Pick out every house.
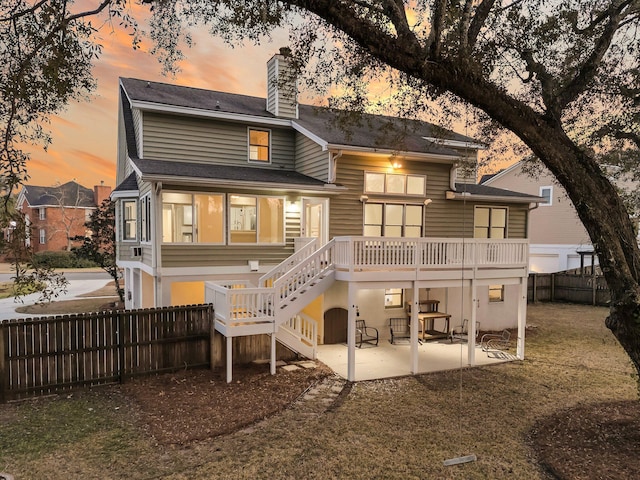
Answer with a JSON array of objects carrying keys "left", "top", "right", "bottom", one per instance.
[
  {"left": 481, "top": 161, "right": 638, "bottom": 273},
  {"left": 113, "top": 49, "right": 542, "bottom": 382},
  {"left": 16, "top": 180, "right": 112, "bottom": 253}
]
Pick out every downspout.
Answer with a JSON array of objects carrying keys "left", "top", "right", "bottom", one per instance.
[
  {"left": 329, "top": 150, "right": 343, "bottom": 184},
  {"left": 449, "top": 163, "right": 457, "bottom": 191},
  {"left": 154, "top": 181, "right": 162, "bottom": 306},
  {"left": 526, "top": 202, "right": 539, "bottom": 239}
]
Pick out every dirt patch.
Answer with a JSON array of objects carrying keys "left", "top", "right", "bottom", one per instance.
[
  {"left": 531, "top": 400, "right": 640, "bottom": 480},
  {"left": 118, "top": 362, "right": 332, "bottom": 445}
]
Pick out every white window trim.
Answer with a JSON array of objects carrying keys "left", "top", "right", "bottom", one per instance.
[
  {"left": 489, "top": 284, "right": 505, "bottom": 303},
  {"left": 39, "top": 207, "right": 46, "bottom": 220},
  {"left": 539, "top": 186, "right": 553, "bottom": 206},
  {"left": 121, "top": 199, "right": 137, "bottom": 242},
  {"left": 247, "top": 127, "right": 272, "bottom": 164},
  {"left": 228, "top": 193, "right": 286, "bottom": 246},
  {"left": 39, "top": 228, "right": 46, "bottom": 244},
  {"left": 141, "top": 193, "right": 152, "bottom": 243},
  {"left": 473, "top": 205, "right": 509, "bottom": 239},
  {"left": 363, "top": 201, "right": 424, "bottom": 237},
  {"left": 364, "top": 171, "right": 427, "bottom": 197},
  {"left": 161, "top": 191, "right": 226, "bottom": 245}
]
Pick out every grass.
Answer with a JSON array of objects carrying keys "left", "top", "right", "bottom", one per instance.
[
  {"left": 0, "top": 303, "right": 637, "bottom": 479},
  {"left": 0, "top": 280, "right": 43, "bottom": 300},
  {"left": 12, "top": 281, "right": 119, "bottom": 315}
]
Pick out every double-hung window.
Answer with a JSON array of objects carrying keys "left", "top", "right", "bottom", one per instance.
[
  {"left": 364, "top": 203, "right": 423, "bottom": 237},
  {"left": 39, "top": 208, "right": 46, "bottom": 220},
  {"left": 474, "top": 206, "right": 507, "bottom": 239},
  {"left": 248, "top": 128, "right": 270, "bottom": 163},
  {"left": 122, "top": 200, "right": 137, "bottom": 241},
  {"left": 39, "top": 229, "right": 46, "bottom": 244}
]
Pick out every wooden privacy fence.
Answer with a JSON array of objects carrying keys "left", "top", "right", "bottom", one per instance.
[
  {"left": 0, "top": 304, "right": 213, "bottom": 402},
  {"left": 528, "top": 273, "right": 610, "bottom": 306}
]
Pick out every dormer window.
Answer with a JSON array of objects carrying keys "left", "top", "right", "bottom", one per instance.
[{"left": 248, "top": 128, "right": 270, "bottom": 163}]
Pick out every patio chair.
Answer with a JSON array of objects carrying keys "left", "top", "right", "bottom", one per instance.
[
  {"left": 356, "top": 319, "right": 379, "bottom": 348},
  {"left": 480, "top": 329, "right": 511, "bottom": 352},
  {"left": 449, "top": 319, "right": 480, "bottom": 343}
]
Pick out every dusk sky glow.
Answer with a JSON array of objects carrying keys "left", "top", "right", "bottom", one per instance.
[{"left": 23, "top": 4, "right": 290, "bottom": 191}]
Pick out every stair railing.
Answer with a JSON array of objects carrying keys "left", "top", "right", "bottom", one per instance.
[{"left": 259, "top": 237, "right": 317, "bottom": 287}]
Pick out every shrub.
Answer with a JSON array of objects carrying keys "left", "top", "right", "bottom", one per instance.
[{"left": 32, "top": 251, "right": 98, "bottom": 269}]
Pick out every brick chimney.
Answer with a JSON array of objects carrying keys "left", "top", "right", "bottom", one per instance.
[
  {"left": 266, "top": 47, "right": 298, "bottom": 119},
  {"left": 94, "top": 181, "right": 112, "bottom": 206}
]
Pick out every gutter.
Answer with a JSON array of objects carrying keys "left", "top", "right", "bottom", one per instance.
[{"left": 445, "top": 191, "right": 544, "bottom": 204}]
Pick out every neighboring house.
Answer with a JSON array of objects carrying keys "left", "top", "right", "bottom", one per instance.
[
  {"left": 16, "top": 181, "right": 112, "bottom": 253},
  {"left": 113, "top": 49, "right": 542, "bottom": 381},
  {"left": 481, "top": 161, "right": 639, "bottom": 273}
]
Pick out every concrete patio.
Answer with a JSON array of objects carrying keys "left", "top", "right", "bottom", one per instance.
[{"left": 316, "top": 336, "right": 518, "bottom": 381}]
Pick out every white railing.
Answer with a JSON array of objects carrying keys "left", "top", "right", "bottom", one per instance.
[
  {"left": 205, "top": 282, "right": 275, "bottom": 325},
  {"left": 277, "top": 313, "right": 318, "bottom": 359},
  {"left": 333, "top": 237, "right": 528, "bottom": 271},
  {"left": 272, "top": 239, "right": 335, "bottom": 311},
  {"left": 259, "top": 237, "right": 317, "bottom": 287}
]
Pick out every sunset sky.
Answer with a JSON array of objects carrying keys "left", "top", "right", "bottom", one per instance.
[
  {"left": 22, "top": 3, "right": 511, "bottom": 192},
  {"left": 23, "top": 4, "right": 291, "bottom": 191}
]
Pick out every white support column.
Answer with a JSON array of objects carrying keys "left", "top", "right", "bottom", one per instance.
[
  {"left": 347, "top": 284, "right": 356, "bottom": 382},
  {"left": 270, "top": 332, "right": 277, "bottom": 375},
  {"left": 468, "top": 279, "right": 477, "bottom": 366},
  {"left": 517, "top": 277, "right": 527, "bottom": 359},
  {"left": 226, "top": 336, "right": 233, "bottom": 383},
  {"left": 411, "top": 283, "right": 419, "bottom": 374}
]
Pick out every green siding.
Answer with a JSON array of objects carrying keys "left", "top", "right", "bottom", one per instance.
[
  {"left": 142, "top": 113, "right": 295, "bottom": 169},
  {"left": 295, "top": 133, "right": 329, "bottom": 182},
  {"left": 331, "top": 155, "right": 529, "bottom": 239}
]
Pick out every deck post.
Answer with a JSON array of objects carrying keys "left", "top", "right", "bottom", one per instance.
[
  {"left": 411, "top": 282, "right": 419, "bottom": 374},
  {"left": 517, "top": 277, "right": 527, "bottom": 359},
  {"left": 347, "top": 283, "right": 356, "bottom": 381},
  {"left": 226, "top": 336, "right": 233, "bottom": 383},
  {"left": 270, "top": 332, "right": 276, "bottom": 375},
  {"left": 468, "top": 279, "right": 477, "bottom": 366}
]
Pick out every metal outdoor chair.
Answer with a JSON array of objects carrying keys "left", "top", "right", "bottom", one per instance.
[
  {"left": 356, "top": 319, "right": 379, "bottom": 348},
  {"left": 449, "top": 319, "right": 480, "bottom": 343},
  {"left": 480, "top": 329, "right": 511, "bottom": 352}
]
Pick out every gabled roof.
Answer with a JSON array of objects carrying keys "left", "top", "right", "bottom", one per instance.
[
  {"left": 451, "top": 183, "right": 544, "bottom": 204},
  {"left": 119, "top": 77, "right": 481, "bottom": 157},
  {"left": 131, "top": 158, "right": 334, "bottom": 192},
  {"left": 20, "top": 181, "right": 95, "bottom": 208}
]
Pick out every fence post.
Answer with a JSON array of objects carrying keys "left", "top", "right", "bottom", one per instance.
[
  {"left": 118, "top": 310, "right": 125, "bottom": 384},
  {"left": 592, "top": 271, "right": 597, "bottom": 306},
  {"left": 532, "top": 273, "right": 537, "bottom": 303},
  {"left": 550, "top": 274, "right": 555, "bottom": 302},
  {"left": 0, "top": 324, "right": 6, "bottom": 403}
]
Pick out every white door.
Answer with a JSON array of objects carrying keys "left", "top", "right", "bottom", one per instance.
[{"left": 302, "top": 198, "right": 328, "bottom": 245}]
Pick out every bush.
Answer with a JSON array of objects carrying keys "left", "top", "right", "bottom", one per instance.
[{"left": 32, "top": 251, "right": 98, "bottom": 269}]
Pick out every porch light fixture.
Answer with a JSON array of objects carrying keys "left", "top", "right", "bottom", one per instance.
[
  {"left": 286, "top": 201, "right": 300, "bottom": 213},
  {"left": 390, "top": 159, "right": 402, "bottom": 169},
  {"left": 359, "top": 195, "right": 369, "bottom": 203}
]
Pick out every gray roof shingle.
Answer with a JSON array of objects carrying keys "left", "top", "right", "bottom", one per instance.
[
  {"left": 22, "top": 181, "right": 96, "bottom": 207},
  {"left": 132, "top": 158, "right": 328, "bottom": 188},
  {"left": 120, "top": 77, "right": 479, "bottom": 156},
  {"left": 455, "top": 183, "right": 543, "bottom": 201}
]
